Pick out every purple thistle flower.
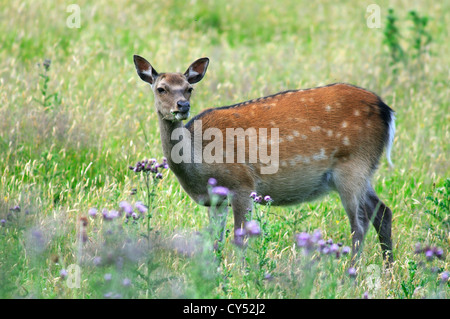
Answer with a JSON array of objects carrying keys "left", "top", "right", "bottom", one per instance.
[
  {"left": 295, "top": 232, "right": 312, "bottom": 248},
  {"left": 433, "top": 247, "right": 444, "bottom": 259},
  {"left": 103, "top": 209, "right": 120, "bottom": 221},
  {"left": 330, "top": 243, "right": 339, "bottom": 254},
  {"left": 348, "top": 267, "right": 357, "bottom": 278},
  {"left": 211, "top": 186, "right": 229, "bottom": 196},
  {"left": 249, "top": 192, "right": 257, "bottom": 199},
  {"left": 254, "top": 195, "right": 263, "bottom": 203},
  {"left": 362, "top": 291, "right": 369, "bottom": 299},
  {"left": 135, "top": 201, "right": 148, "bottom": 214},
  {"left": 9, "top": 205, "right": 21, "bottom": 212},
  {"left": 208, "top": 177, "right": 217, "bottom": 186},
  {"left": 155, "top": 172, "right": 163, "bottom": 179},
  {"left": 60, "top": 269, "right": 68, "bottom": 279},
  {"left": 122, "top": 278, "right": 131, "bottom": 287},
  {"left": 425, "top": 249, "right": 434, "bottom": 261},
  {"left": 119, "top": 201, "right": 133, "bottom": 217},
  {"left": 88, "top": 207, "right": 98, "bottom": 217},
  {"left": 245, "top": 220, "right": 261, "bottom": 236},
  {"left": 264, "top": 195, "right": 272, "bottom": 202},
  {"left": 0, "top": 219, "right": 5, "bottom": 227},
  {"left": 440, "top": 271, "right": 449, "bottom": 283},
  {"left": 312, "top": 229, "right": 322, "bottom": 242},
  {"left": 342, "top": 246, "right": 351, "bottom": 255}
]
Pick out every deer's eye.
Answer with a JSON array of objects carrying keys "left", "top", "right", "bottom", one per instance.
[
  {"left": 157, "top": 87, "right": 166, "bottom": 94},
  {"left": 187, "top": 87, "right": 194, "bottom": 94}
]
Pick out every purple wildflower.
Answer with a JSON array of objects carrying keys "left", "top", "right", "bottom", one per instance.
[
  {"left": 135, "top": 201, "right": 148, "bottom": 214},
  {"left": 249, "top": 192, "right": 257, "bottom": 199},
  {"left": 119, "top": 201, "right": 133, "bottom": 217},
  {"left": 88, "top": 208, "right": 98, "bottom": 217},
  {"left": 0, "top": 219, "right": 5, "bottom": 227},
  {"left": 254, "top": 195, "right": 262, "bottom": 203},
  {"left": 342, "top": 246, "right": 351, "bottom": 255},
  {"left": 362, "top": 291, "right": 369, "bottom": 299},
  {"left": 122, "top": 278, "right": 131, "bottom": 287},
  {"left": 208, "top": 178, "right": 217, "bottom": 186},
  {"left": 104, "top": 273, "right": 112, "bottom": 281},
  {"left": 440, "top": 271, "right": 449, "bottom": 283},
  {"left": 9, "top": 205, "right": 21, "bottom": 212},
  {"left": 60, "top": 269, "right": 68, "bottom": 279},
  {"left": 296, "top": 232, "right": 313, "bottom": 250},
  {"left": 312, "top": 229, "right": 322, "bottom": 242},
  {"left": 211, "top": 186, "right": 229, "bottom": 196},
  {"left": 264, "top": 195, "right": 272, "bottom": 203},
  {"left": 103, "top": 209, "right": 120, "bottom": 221},
  {"left": 245, "top": 220, "right": 261, "bottom": 236},
  {"left": 348, "top": 267, "right": 357, "bottom": 278}
]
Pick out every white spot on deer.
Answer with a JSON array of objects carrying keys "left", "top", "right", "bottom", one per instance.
[
  {"left": 336, "top": 132, "right": 342, "bottom": 138},
  {"left": 286, "top": 135, "right": 294, "bottom": 142},
  {"left": 325, "top": 105, "right": 332, "bottom": 112},
  {"left": 354, "top": 110, "right": 360, "bottom": 116},
  {"left": 309, "top": 98, "right": 315, "bottom": 103},
  {"left": 327, "top": 129, "right": 333, "bottom": 137},
  {"left": 343, "top": 136, "right": 350, "bottom": 146},
  {"left": 310, "top": 126, "right": 321, "bottom": 132},
  {"left": 312, "top": 148, "right": 327, "bottom": 161},
  {"left": 341, "top": 121, "right": 348, "bottom": 128},
  {"left": 292, "top": 130, "right": 299, "bottom": 137},
  {"left": 301, "top": 134, "right": 307, "bottom": 140}
]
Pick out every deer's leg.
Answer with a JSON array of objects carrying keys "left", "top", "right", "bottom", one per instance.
[
  {"left": 362, "top": 184, "right": 393, "bottom": 264},
  {"left": 333, "top": 165, "right": 371, "bottom": 263},
  {"left": 231, "top": 193, "right": 253, "bottom": 233}
]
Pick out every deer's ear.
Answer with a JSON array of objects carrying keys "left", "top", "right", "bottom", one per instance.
[
  {"left": 184, "top": 58, "right": 209, "bottom": 84},
  {"left": 134, "top": 55, "right": 158, "bottom": 85}
]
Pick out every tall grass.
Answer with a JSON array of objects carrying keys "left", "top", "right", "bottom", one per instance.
[{"left": 0, "top": 0, "right": 448, "bottom": 299}]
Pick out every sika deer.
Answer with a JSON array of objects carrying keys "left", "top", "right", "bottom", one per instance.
[{"left": 133, "top": 55, "right": 395, "bottom": 263}]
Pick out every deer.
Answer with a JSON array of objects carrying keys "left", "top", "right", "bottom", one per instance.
[{"left": 133, "top": 55, "right": 395, "bottom": 264}]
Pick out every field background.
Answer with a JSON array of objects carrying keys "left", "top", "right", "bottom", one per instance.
[{"left": 0, "top": 0, "right": 448, "bottom": 299}]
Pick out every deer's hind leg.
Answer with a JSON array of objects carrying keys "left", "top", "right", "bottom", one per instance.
[
  {"left": 362, "top": 183, "right": 393, "bottom": 264},
  {"left": 333, "top": 161, "right": 373, "bottom": 263}
]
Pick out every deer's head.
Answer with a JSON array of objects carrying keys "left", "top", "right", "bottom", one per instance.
[{"left": 133, "top": 55, "right": 209, "bottom": 121}]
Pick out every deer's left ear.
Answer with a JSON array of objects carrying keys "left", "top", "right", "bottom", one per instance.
[{"left": 184, "top": 58, "right": 209, "bottom": 84}]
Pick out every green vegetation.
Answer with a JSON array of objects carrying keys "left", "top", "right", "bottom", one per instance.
[{"left": 0, "top": 0, "right": 448, "bottom": 299}]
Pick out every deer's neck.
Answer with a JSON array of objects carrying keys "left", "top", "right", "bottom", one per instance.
[{"left": 157, "top": 112, "right": 201, "bottom": 185}]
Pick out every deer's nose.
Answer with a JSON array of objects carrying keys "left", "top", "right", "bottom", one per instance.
[{"left": 177, "top": 100, "right": 190, "bottom": 113}]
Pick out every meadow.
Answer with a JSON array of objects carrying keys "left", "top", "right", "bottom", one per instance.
[{"left": 0, "top": 0, "right": 448, "bottom": 299}]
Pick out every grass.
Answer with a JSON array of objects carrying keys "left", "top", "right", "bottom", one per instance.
[{"left": 0, "top": 0, "right": 449, "bottom": 299}]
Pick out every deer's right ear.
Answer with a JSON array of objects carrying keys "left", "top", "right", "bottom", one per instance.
[{"left": 133, "top": 55, "right": 158, "bottom": 85}]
